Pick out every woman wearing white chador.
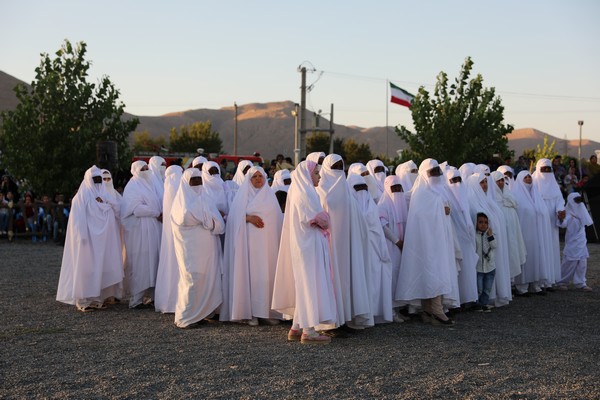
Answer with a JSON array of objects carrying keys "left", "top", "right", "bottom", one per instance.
[
  {"left": 348, "top": 163, "right": 380, "bottom": 202},
  {"left": 316, "top": 154, "right": 373, "bottom": 328},
  {"left": 445, "top": 168, "right": 479, "bottom": 305},
  {"left": 377, "top": 176, "right": 408, "bottom": 306},
  {"left": 154, "top": 165, "right": 183, "bottom": 313},
  {"left": 171, "top": 168, "right": 225, "bottom": 328},
  {"left": 511, "top": 171, "right": 554, "bottom": 293},
  {"left": 220, "top": 166, "right": 283, "bottom": 323},
  {"left": 394, "top": 159, "right": 459, "bottom": 324},
  {"left": 348, "top": 174, "right": 393, "bottom": 324},
  {"left": 466, "top": 173, "right": 512, "bottom": 307},
  {"left": 202, "top": 161, "right": 229, "bottom": 217},
  {"left": 121, "top": 160, "right": 163, "bottom": 308},
  {"left": 489, "top": 170, "right": 527, "bottom": 278},
  {"left": 57, "top": 166, "right": 123, "bottom": 311},
  {"left": 148, "top": 155, "right": 166, "bottom": 208},
  {"left": 532, "top": 158, "right": 566, "bottom": 284},
  {"left": 271, "top": 161, "right": 337, "bottom": 343},
  {"left": 271, "top": 169, "right": 291, "bottom": 193},
  {"left": 366, "top": 159, "right": 386, "bottom": 203}
]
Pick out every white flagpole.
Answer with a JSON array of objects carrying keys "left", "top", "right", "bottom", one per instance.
[{"left": 386, "top": 80, "right": 389, "bottom": 159}]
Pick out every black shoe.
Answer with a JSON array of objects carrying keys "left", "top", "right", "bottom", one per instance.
[
  {"left": 514, "top": 292, "right": 531, "bottom": 297},
  {"left": 534, "top": 290, "right": 547, "bottom": 296}
]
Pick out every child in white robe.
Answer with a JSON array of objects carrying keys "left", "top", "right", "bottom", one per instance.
[{"left": 557, "top": 193, "right": 594, "bottom": 292}]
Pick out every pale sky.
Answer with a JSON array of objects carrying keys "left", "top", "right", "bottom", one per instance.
[{"left": 2, "top": 0, "right": 599, "bottom": 144}]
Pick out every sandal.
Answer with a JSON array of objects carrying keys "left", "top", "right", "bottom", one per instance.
[
  {"left": 77, "top": 306, "right": 94, "bottom": 313},
  {"left": 90, "top": 302, "right": 107, "bottom": 310},
  {"left": 300, "top": 332, "right": 331, "bottom": 344},
  {"left": 287, "top": 329, "right": 302, "bottom": 342}
]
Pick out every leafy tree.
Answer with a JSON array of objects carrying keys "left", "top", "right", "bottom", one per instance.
[
  {"left": 533, "top": 136, "right": 558, "bottom": 162},
  {"left": 396, "top": 57, "right": 513, "bottom": 166},
  {"left": 343, "top": 139, "right": 373, "bottom": 164},
  {"left": 0, "top": 40, "right": 138, "bottom": 196},
  {"left": 169, "top": 122, "right": 222, "bottom": 153},
  {"left": 306, "top": 132, "right": 330, "bottom": 154},
  {"left": 133, "top": 130, "right": 167, "bottom": 153}
]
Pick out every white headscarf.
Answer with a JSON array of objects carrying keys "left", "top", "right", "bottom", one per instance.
[
  {"left": 348, "top": 162, "right": 380, "bottom": 201},
  {"left": 307, "top": 152, "right": 326, "bottom": 168},
  {"left": 459, "top": 163, "right": 476, "bottom": 180},
  {"left": 271, "top": 169, "right": 291, "bottom": 193},
  {"left": 101, "top": 169, "right": 121, "bottom": 202},
  {"left": 475, "top": 164, "right": 491, "bottom": 176},
  {"left": 532, "top": 158, "right": 564, "bottom": 201},
  {"left": 121, "top": 160, "right": 162, "bottom": 220},
  {"left": 148, "top": 156, "right": 166, "bottom": 203},
  {"left": 192, "top": 156, "right": 208, "bottom": 168},
  {"left": 233, "top": 160, "right": 253, "bottom": 186},
  {"left": 377, "top": 175, "right": 407, "bottom": 241},
  {"left": 394, "top": 160, "right": 418, "bottom": 193},
  {"left": 171, "top": 168, "right": 204, "bottom": 226},
  {"left": 565, "top": 192, "right": 593, "bottom": 227},
  {"left": 202, "top": 161, "right": 228, "bottom": 214},
  {"left": 366, "top": 159, "right": 386, "bottom": 196}
]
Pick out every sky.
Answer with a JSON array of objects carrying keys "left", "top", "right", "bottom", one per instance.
[{"left": 2, "top": 0, "right": 600, "bottom": 146}]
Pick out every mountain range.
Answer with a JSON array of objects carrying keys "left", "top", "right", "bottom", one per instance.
[{"left": 2, "top": 70, "right": 599, "bottom": 161}]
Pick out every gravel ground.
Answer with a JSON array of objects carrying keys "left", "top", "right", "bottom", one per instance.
[{"left": 1, "top": 240, "right": 599, "bottom": 399}]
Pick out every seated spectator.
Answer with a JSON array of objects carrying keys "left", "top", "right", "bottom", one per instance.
[{"left": 584, "top": 155, "right": 600, "bottom": 179}]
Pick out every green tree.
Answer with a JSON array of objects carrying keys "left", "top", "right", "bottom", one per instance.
[
  {"left": 0, "top": 40, "right": 138, "bottom": 195},
  {"left": 533, "top": 136, "right": 558, "bottom": 162},
  {"left": 169, "top": 122, "right": 222, "bottom": 153},
  {"left": 306, "top": 132, "right": 330, "bottom": 154},
  {"left": 343, "top": 139, "right": 373, "bottom": 164},
  {"left": 132, "top": 130, "right": 167, "bottom": 153},
  {"left": 396, "top": 57, "right": 513, "bottom": 166}
]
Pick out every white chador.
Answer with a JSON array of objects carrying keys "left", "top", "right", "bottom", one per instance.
[
  {"left": 225, "top": 159, "right": 253, "bottom": 205},
  {"left": 394, "top": 159, "right": 460, "bottom": 310},
  {"left": 317, "top": 154, "right": 373, "bottom": 328},
  {"left": 511, "top": 171, "right": 554, "bottom": 292},
  {"left": 366, "top": 159, "right": 386, "bottom": 203},
  {"left": 271, "top": 169, "right": 291, "bottom": 193},
  {"left": 558, "top": 193, "right": 594, "bottom": 288},
  {"left": 271, "top": 160, "right": 337, "bottom": 329},
  {"left": 532, "top": 158, "right": 566, "bottom": 284},
  {"left": 489, "top": 171, "right": 527, "bottom": 278},
  {"left": 465, "top": 173, "right": 512, "bottom": 307},
  {"left": 377, "top": 176, "right": 408, "bottom": 305},
  {"left": 57, "top": 166, "right": 123, "bottom": 309},
  {"left": 202, "top": 161, "right": 229, "bottom": 217},
  {"left": 445, "top": 168, "right": 479, "bottom": 305},
  {"left": 394, "top": 160, "right": 418, "bottom": 205},
  {"left": 148, "top": 156, "right": 166, "bottom": 208},
  {"left": 171, "top": 168, "right": 225, "bottom": 328},
  {"left": 348, "top": 174, "right": 394, "bottom": 324},
  {"left": 348, "top": 163, "right": 380, "bottom": 202},
  {"left": 154, "top": 165, "right": 183, "bottom": 313},
  {"left": 220, "top": 166, "right": 283, "bottom": 322},
  {"left": 121, "top": 161, "right": 162, "bottom": 308}
]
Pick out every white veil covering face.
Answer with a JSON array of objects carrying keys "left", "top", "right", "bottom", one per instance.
[
  {"left": 347, "top": 174, "right": 393, "bottom": 323},
  {"left": 348, "top": 162, "right": 380, "bottom": 202},
  {"left": 220, "top": 166, "right": 283, "bottom": 322},
  {"left": 395, "top": 158, "right": 460, "bottom": 309},
  {"left": 120, "top": 160, "right": 162, "bottom": 307},
  {"left": 271, "top": 169, "right": 291, "bottom": 193},
  {"left": 148, "top": 156, "right": 166, "bottom": 207},
  {"left": 202, "top": 161, "right": 229, "bottom": 216},
  {"left": 444, "top": 168, "right": 478, "bottom": 304},
  {"left": 366, "top": 159, "right": 386, "bottom": 201},
  {"left": 170, "top": 168, "right": 225, "bottom": 328},
  {"left": 317, "top": 154, "right": 373, "bottom": 328},
  {"left": 465, "top": 173, "right": 512, "bottom": 306},
  {"left": 57, "top": 166, "right": 124, "bottom": 306},
  {"left": 458, "top": 163, "right": 476, "bottom": 181},
  {"left": 271, "top": 160, "right": 337, "bottom": 329},
  {"left": 192, "top": 156, "right": 208, "bottom": 168},
  {"left": 395, "top": 160, "right": 418, "bottom": 206},
  {"left": 532, "top": 158, "right": 565, "bottom": 283},
  {"left": 511, "top": 171, "right": 554, "bottom": 288},
  {"left": 155, "top": 165, "right": 184, "bottom": 313},
  {"left": 101, "top": 169, "right": 121, "bottom": 205}
]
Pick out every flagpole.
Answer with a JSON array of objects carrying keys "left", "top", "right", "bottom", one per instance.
[{"left": 386, "top": 79, "right": 389, "bottom": 159}]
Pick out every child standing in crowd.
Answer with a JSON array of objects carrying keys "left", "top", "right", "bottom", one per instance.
[
  {"left": 475, "top": 212, "right": 496, "bottom": 312},
  {"left": 557, "top": 193, "right": 594, "bottom": 292}
]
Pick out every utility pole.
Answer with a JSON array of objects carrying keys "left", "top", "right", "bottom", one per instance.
[
  {"left": 328, "top": 103, "right": 335, "bottom": 155},
  {"left": 233, "top": 102, "right": 238, "bottom": 156},
  {"left": 578, "top": 120, "right": 584, "bottom": 178},
  {"left": 300, "top": 67, "right": 307, "bottom": 158},
  {"left": 293, "top": 103, "right": 300, "bottom": 166}
]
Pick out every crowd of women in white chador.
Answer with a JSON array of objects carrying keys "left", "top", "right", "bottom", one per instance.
[{"left": 57, "top": 153, "right": 590, "bottom": 341}]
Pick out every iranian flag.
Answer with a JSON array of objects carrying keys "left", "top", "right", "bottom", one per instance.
[{"left": 390, "top": 82, "right": 414, "bottom": 108}]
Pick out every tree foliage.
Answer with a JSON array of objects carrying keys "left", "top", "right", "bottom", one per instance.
[
  {"left": 396, "top": 57, "right": 513, "bottom": 166},
  {"left": 169, "top": 122, "right": 223, "bottom": 154},
  {"left": 306, "top": 132, "right": 330, "bottom": 154},
  {"left": 0, "top": 40, "right": 138, "bottom": 196},
  {"left": 343, "top": 139, "right": 373, "bottom": 165},
  {"left": 132, "top": 130, "right": 167, "bottom": 153},
  {"left": 533, "top": 136, "right": 558, "bottom": 162}
]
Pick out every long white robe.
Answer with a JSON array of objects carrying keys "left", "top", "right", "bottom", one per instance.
[
  {"left": 317, "top": 154, "right": 373, "bottom": 328},
  {"left": 271, "top": 161, "right": 337, "bottom": 329},
  {"left": 154, "top": 165, "right": 183, "bottom": 313},
  {"left": 202, "top": 161, "right": 229, "bottom": 217},
  {"left": 395, "top": 159, "right": 460, "bottom": 309},
  {"left": 366, "top": 159, "right": 386, "bottom": 203},
  {"left": 271, "top": 169, "right": 290, "bottom": 193},
  {"left": 348, "top": 174, "right": 393, "bottom": 324},
  {"left": 532, "top": 158, "right": 565, "bottom": 284},
  {"left": 148, "top": 156, "right": 166, "bottom": 209},
  {"left": 445, "top": 168, "right": 479, "bottom": 305},
  {"left": 489, "top": 171, "right": 527, "bottom": 278},
  {"left": 57, "top": 166, "right": 123, "bottom": 306},
  {"left": 121, "top": 161, "right": 162, "bottom": 307},
  {"left": 220, "top": 166, "right": 283, "bottom": 322},
  {"left": 558, "top": 193, "right": 593, "bottom": 287},
  {"left": 171, "top": 168, "right": 225, "bottom": 328}
]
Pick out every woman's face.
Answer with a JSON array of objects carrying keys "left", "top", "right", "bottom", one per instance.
[
  {"left": 311, "top": 168, "right": 321, "bottom": 187},
  {"left": 523, "top": 174, "right": 533, "bottom": 184},
  {"left": 479, "top": 178, "right": 488, "bottom": 193},
  {"left": 250, "top": 171, "right": 265, "bottom": 189}
]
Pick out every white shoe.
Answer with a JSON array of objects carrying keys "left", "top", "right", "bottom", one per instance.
[{"left": 247, "top": 317, "right": 259, "bottom": 326}]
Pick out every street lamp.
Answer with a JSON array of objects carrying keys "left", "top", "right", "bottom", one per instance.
[{"left": 578, "top": 120, "right": 584, "bottom": 177}]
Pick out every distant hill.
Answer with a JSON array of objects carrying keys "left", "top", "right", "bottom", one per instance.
[{"left": 1, "top": 69, "right": 598, "bottom": 161}]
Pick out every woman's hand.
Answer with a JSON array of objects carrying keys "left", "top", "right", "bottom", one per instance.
[{"left": 246, "top": 214, "right": 264, "bottom": 228}]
